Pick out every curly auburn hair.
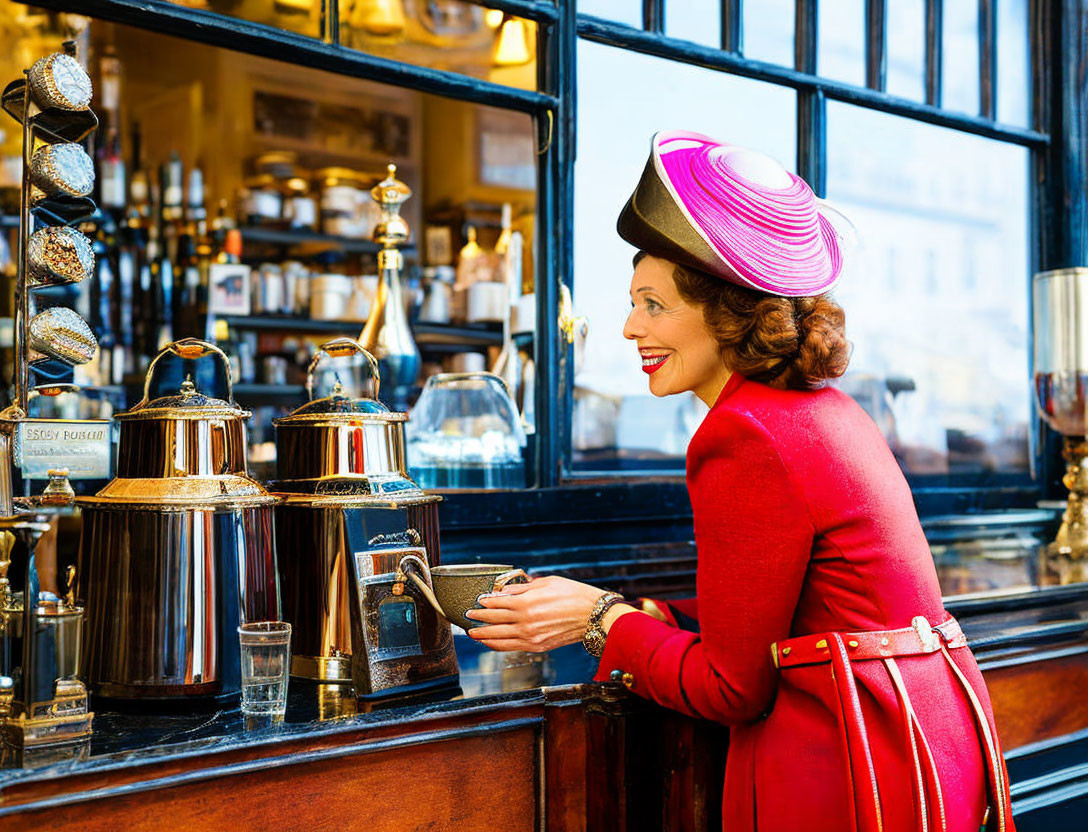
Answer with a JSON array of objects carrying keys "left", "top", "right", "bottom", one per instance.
[{"left": 634, "top": 252, "right": 851, "bottom": 390}]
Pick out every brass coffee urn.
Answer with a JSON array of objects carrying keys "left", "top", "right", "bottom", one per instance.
[
  {"left": 78, "top": 339, "right": 281, "bottom": 700},
  {"left": 272, "top": 338, "right": 457, "bottom": 698}
]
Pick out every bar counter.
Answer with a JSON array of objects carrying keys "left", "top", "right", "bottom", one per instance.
[
  {"left": 3, "top": 489, "right": 1088, "bottom": 830},
  {"left": 0, "top": 639, "right": 628, "bottom": 831},
  {"left": 4, "top": 587, "right": 1088, "bottom": 831}
]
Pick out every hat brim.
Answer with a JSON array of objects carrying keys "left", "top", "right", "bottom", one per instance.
[
  {"left": 617, "top": 131, "right": 845, "bottom": 297},
  {"left": 617, "top": 155, "right": 738, "bottom": 281}
]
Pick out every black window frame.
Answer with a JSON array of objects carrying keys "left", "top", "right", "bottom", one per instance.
[
  {"left": 24, "top": 0, "right": 1085, "bottom": 517},
  {"left": 569, "top": 0, "right": 1073, "bottom": 515}
]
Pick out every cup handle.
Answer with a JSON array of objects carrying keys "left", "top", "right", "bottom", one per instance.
[
  {"left": 397, "top": 554, "right": 446, "bottom": 621},
  {"left": 492, "top": 569, "right": 530, "bottom": 593}
]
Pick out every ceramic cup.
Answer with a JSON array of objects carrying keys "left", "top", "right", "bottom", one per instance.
[{"left": 400, "top": 556, "right": 529, "bottom": 631}]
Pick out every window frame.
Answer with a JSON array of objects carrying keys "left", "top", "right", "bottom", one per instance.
[
  {"left": 568, "top": 0, "right": 1065, "bottom": 514},
  {"left": 24, "top": 0, "right": 1081, "bottom": 515}
]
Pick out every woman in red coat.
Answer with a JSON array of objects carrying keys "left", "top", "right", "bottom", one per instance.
[{"left": 466, "top": 131, "right": 1014, "bottom": 832}]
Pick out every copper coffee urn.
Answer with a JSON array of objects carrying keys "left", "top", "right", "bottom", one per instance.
[
  {"left": 272, "top": 338, "right": 457, "bottom": 698},
  {"left": 77, "top": 339, "right": 281, "bottom": 700}
]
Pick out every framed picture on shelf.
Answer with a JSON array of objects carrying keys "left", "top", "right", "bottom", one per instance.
[
  {"left": 476, "top": 108, "right": 536, "bottom": 191},
  {"left": 207, "top": 263, "right": 252, "bottom": 316}
]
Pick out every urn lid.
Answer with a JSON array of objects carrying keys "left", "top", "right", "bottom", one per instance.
[
  {"left": 81, "top": 339, "right": 275, "bottom": 509},
  {"left": 271, "top": 338, "right": 421, "bottom": 498},
  {"left": 115, "top": 339, "right": 250, "bottom": 422},
  {"left": 274, "top": 338, "right": 405, "bottom": 426}
]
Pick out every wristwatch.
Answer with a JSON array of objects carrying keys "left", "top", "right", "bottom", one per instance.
[{"left": 582, "top": 592, "right": 626, "bottom": 658}]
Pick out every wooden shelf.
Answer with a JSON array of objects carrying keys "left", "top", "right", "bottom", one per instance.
[
  {"left": 239, "top": 226, "right": 416, "bottom": 256},
  {"left": 220, "top": 315, "right": 364, "bottom": 334},
  {"left": 219, "top": 316, "right": 504, "bottom": 349}
]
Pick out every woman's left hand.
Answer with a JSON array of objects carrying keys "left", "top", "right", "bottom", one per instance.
[{"left": 465, "top": 575, "right": 607, "bottom": 652}]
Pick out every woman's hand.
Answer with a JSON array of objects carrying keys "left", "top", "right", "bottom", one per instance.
[{"left": 465, "top": 575, "right": 624, "bottom": 653}]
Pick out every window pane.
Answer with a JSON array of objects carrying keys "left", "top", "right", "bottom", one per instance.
[
  {"left": 826, "top": 103, "right": 1030, "bottom": 476},
  {"left": 573, "top": 41, "right": 796, "bottom": 469},
  {"left": 578, "top": 0, "right": 641, "bottom": 28},
  {"left": 942, "top": 0, "right": 980, "bottom": 114},
  {"left": 997, "top": 0, "right": 1030, "bottom": 126},
  {"left": 886, "top": 0, "right": 925, "bottom": 101},
  {"left": 342, "top": 4, "right": 537, "bottom": 92},
  {"left": 666, "top": 0, "right": 721, "bottom": 49},
  {"left": 743, "top": 0, "right": 794, "bottom": 66},
  {"left": 818, "top": 0, "right": 865, "bottom": 86},
  {"left": 163, "top": 0, "right": 320, "bottom": 38}
]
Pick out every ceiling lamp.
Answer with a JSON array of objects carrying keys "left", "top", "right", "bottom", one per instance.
[
  {"left": 492, "top": 15, "right": 532, "bottom": 67},
  {"left": 352, "top": 0, "right": 406, "bottom": 36}
]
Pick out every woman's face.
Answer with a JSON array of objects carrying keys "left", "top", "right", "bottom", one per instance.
[{"left": 623, "top": 255, "right": 729, "bottom": 404}]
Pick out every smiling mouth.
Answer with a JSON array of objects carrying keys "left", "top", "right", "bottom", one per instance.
[{"left": 641, "top": 354, "right": 668, "bottom": 375}]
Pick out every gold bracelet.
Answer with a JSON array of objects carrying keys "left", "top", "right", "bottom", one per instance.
[{"left": 582, "top": 592, "right": 625, "bottom": 658}]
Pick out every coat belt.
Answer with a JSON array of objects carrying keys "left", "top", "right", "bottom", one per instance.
[{"left": 771, "top": 615, "right": 967, "bottom": 669}]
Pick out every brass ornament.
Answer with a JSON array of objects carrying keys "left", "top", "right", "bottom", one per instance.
[
  {"left": 30, "top": 142, "right": 94, "bottom": 198},
  {"left": 28, "top": 52, "right": 92, "bottom": 111},
  {"left": 27, "top": 226, "right": 94, "bottom": 285},
  {"left": 28, "top": 307, "right": 97, "bottom": 365},
  {"left": 1040, "top": 438, "right": 1088, "bottom": 585}
]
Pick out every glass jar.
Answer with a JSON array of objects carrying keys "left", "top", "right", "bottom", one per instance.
[
  {"left": 254, "top": 150, "right": 298, "bottom": 180},
  {"left": 406, "top": 372, "right": 527, "bottom": 489},
  {"left": 419, "top": 266, "right": 454, "bottom": 324},
  {"left": 283, "top": 173, "right": 317, "bottom": 231},
  {"left": 317, "top": 167, "right": 366, "bottom": 238},
  {"left": 241, "top": 174, "right": 283, "bottom": 226}
]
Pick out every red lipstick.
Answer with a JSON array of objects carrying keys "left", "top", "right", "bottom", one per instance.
[{"left": 641, "top": 355, "right": 668, "bottom": 375}]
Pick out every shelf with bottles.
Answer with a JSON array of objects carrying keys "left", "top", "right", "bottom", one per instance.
[
  {"left": 216, "top": 314, "right": 504, "bottom": 348},
  {"left": 238, "top": 225, "right": 417, "bottom": 257}
]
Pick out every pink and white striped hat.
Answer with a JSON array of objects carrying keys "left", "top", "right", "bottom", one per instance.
[{"left": 617, "top": 130, "right": 847, "bottom": 297}]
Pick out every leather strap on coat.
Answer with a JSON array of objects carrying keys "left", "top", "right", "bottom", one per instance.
[{"left": 771, "top": 615, "right": 1012, "bottom": 832}]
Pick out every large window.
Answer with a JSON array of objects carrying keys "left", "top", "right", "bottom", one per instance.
[
  {"left": 571, "top": 0, "right": 1041, "bottom": 496},
  {"left": 827, "top": 106, "right": 1030, "bottom": 477}
]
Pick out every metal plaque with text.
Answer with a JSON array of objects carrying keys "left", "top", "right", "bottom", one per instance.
[{"left": 15, "top": 420, "right": 111, "bottom": 479}]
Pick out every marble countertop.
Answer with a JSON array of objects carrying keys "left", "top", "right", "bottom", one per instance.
[{"left": 0, "top": 636, "right": 600, "bottom": 790}]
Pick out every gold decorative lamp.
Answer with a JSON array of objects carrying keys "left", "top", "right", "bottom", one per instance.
[
  {"left": 359, "top": 164, "right": 420, "bottom": 412},
  {"left": 1034, "top": 268, "right": 1088, "bottom": 584}
]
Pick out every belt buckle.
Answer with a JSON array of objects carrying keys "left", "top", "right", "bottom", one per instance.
[{"left": 912, "top": 616, "right": 940, "bottom": 652}]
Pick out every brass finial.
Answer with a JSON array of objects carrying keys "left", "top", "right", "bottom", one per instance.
[{"left": 65, "top": 564, "right": 76, "bottom": 607}]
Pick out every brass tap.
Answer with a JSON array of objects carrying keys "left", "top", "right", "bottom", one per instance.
[
  {"left": 65, "top": 564, "right": 76, "bottom": 608},
  {"left": 0, "top": 529, "right": 13, "bottom": 608}
]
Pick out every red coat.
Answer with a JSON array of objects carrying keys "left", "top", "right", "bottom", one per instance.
[{"left": 595, "top": 373, "right": 1013, "bottom": 832}]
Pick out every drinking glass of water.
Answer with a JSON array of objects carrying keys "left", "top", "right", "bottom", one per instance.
[{"left": 238, "top": 621, "right": 292, "bottom": 724}]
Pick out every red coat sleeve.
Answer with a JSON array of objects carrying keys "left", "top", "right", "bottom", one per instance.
[
  {"left": 632, "top": 597, "right": 697, "bottom": 628},
  {"left": 666, "top": 597, "right": 699, "bottom": 620},
  {"left": 593, "top": 408, "right": 814, "bottom": 725}
]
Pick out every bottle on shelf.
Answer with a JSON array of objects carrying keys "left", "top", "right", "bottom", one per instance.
[
  {"left": 96, "top": 45, "right": 126, "bottom": 217},
  {"left": 176, "top": 165, "right": 210, "bottom": 337},
  {"left": 219, "top": 229, "right": 243, "bottom": 265},
  {"left": 492, "top": 202, "right": 525, "bottom": 397}
]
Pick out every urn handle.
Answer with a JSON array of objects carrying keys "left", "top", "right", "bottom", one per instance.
[
  {"left": 306, "top": 337, "right": 381, "bottom": 401},
  {"left": 137, "top": 338, "right": 235, "bottom": 407}
]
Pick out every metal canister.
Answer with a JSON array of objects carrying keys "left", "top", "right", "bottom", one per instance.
[
  {"left": 77, "top": 339, "right": 280, "bottom": 700},
  {"left": 270, "top": 338, "right": 452, "bottom": 693}
]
